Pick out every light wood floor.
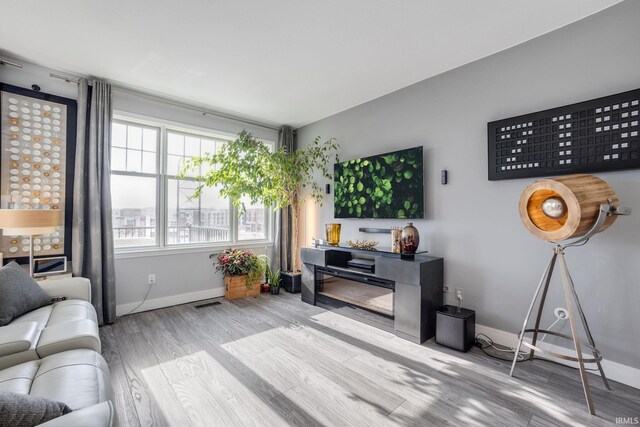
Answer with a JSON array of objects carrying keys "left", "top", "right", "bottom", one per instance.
[{"left": 100, "top": 292, "right": 639, "bottom": 426}]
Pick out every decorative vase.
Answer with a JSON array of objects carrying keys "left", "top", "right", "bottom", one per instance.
[
  {"left": 391, "top": 227, "right": 402, "bottom": 253},
  {"left": 401, "top": 223, "right": 419, "bottom": 254},
  {"left": 325, "top": 223, "right": 341, "bottom": 246}
]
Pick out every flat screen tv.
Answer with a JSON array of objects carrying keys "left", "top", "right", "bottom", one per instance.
[{"left": 334, "top": 146, "right": 424, "bottom": 219}]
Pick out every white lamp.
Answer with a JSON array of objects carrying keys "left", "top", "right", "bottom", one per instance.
[{"left": 0, "top": 209, "right": 63, "bottom": 277}]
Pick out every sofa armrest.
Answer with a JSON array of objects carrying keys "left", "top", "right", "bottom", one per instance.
[
  {"left": 37, "top": 401, "right": 118, "bottom": 427},
  {"left": 0, "top": 322, "right": 39, "bottom": 357},
  {"left": 38, "top": 277, "right": 92, "bottom": 302}
]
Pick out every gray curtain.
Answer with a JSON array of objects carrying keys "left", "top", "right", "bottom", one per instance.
[
  {"left": 72, "top": 79, "right": 116, "bottom": 325},
  {"left": 271, "top": 126, "right": 294, "bottom": 272}
]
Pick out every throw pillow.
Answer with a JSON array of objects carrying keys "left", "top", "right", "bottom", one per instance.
[
  {"left": 0, "top": 261, "right": 52, "bottom": 326},
  {"left": 0, "top": 391, "right": 72, "bottom": 426}
]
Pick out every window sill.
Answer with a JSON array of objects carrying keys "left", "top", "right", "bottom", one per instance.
[{"left": 114, "top": 241, "right": 274, "bottom": 260}]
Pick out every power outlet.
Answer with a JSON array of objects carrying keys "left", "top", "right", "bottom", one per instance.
[
  {"left": 443, "top": 285, "right": 449, "bottom": 293},
  {"left": 148, "top": 274, "right": 156, "bottom": 285},
  {"left": 455, "top": 288, "right": 464, "bottom": 302}
]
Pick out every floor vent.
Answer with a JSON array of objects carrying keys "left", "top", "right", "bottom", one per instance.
[{"left": 194, "top": 301, "right": 222, "bottom": 309}]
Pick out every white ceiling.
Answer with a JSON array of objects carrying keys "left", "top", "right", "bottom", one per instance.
[{"left": 0, "top": 0, "right": 622, "bottom": 128}]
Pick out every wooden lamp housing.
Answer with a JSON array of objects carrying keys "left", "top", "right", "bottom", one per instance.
[{"left": 518, "top": 174, "right": 619, "bottom": 242}]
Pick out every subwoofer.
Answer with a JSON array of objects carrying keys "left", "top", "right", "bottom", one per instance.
[{"left": 518, "top": 174, "right": 619, "bottom": 241}]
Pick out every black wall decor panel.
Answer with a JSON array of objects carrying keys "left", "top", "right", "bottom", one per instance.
[{"left": 488, "top": 88, "right": 640, "bottom": 181}]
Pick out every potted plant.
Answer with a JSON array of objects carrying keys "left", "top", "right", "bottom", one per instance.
[
  {"left": 215, "top": 248, "right": 265, "bottom": 300},
  {"left": 182, "top": 130, "right": 339, "bottom": 292},
  {"left": 266, "top": 264, "right": 281, "bottom": 295}
]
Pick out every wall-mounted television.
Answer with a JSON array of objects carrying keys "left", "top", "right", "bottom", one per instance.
[{"left": 334, "top": 146, "right": 424, "bottom": 219}]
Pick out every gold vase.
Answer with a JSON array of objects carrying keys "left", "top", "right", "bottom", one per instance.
[{"left": 325, "top": 223, "right": 341, "bottom": 246}]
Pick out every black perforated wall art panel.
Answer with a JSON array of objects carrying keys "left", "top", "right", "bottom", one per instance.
[{"left": 488, "top": 88, "right": 640, "bottom": 181}]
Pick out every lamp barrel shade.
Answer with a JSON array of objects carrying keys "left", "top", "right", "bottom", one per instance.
[
  {"left": 0, "top": 209, "right": 63, "bottom": 235},
  {"left": 519, "top": 174, "right": 619, "bottom": 242}
]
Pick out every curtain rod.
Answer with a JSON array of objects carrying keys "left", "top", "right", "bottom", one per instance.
[
  {"left": 0, "top": 58, "right": 23, "bottom": 69},
  {"left": 49, "top": 72, "right": 281, "bottom": 132},
  {"left": 111, "top": 86, "right": 282, "bottom": 132},
  {"left": 49, "top": 72, "right": 81, "bottom": 84}
]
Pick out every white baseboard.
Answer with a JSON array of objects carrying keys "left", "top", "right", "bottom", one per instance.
[
  {"left": 476, "top": 324, "right": 640, "bottom": 390},
  {"left": 116, "top": 288, "right": 225, "bottom": 316}
]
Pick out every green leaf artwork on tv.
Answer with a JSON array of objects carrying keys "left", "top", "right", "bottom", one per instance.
[{"left": 334, "top": 146, "right": 424, "bottom": 219}]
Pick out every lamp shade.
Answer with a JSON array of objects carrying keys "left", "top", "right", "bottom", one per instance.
[
  {"left": 0, "top": 209, "right": 63, "bottom": 236},
  {"left": 518, "top": 174, "right": 619, "bottom": 242}
]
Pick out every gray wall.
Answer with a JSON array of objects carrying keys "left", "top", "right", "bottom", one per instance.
[
  {"left": 296, "top": 1, "right": 640, "bottom": 368},
  {"left": 0, "top": 56, "right": 278, "bottom": 312}
]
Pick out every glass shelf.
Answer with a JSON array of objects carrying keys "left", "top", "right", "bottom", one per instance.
[{"left": 316, "top": 243, "right": 427, "bottom": 260}]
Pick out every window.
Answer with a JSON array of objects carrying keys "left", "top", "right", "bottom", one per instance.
[
  {"left": 111, "top": 122, "right": 159, "bottom": 248},
  {"left": 110, "top": 117, "right": 272, "bottom": 250}
]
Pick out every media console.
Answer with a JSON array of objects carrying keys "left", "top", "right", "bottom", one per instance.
[{"left": 300, "top": 246, "right": 444, "bottom": 344}]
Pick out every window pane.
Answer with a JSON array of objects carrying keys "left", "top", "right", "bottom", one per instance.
[
  {"left": 167, "top": 179, "right": 230, "bottom": 245},
  {"left": 167, "top": 133, "right": 184, "bottom": 155},
  {"left": 201, "top": 139, "right": 216, "bottom": 156},
  {"left": 111, "top": 147, "right": 126, "bottom": 171},
  {"left": 142, "top": 151, "right": 156, "bottom": 174},
  {"left": 112, "top": 123, "right": 127, "bottom": 148},
  {"left": 111, "top": 175, "right": 157, "bottom": 248},
  {"left": 143, "top": 129, "right": 157, "bottom": 152},
  {"left": 238, "top": 198, "right": 267, "bottom": 241},
  {"left": 127, "top": 150, "right": 142, "bottom": 173},
  {"left": 167, "top": 154, "right": 184, "bottom": 176},
  {"left": 184, "top": 135, "right": 200, "bottom": 157},
  {"left": 127, "top": 126, "right": 142, "bottom": 150}
]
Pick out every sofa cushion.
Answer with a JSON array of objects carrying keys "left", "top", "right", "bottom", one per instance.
[
  {"left": 0, "top": 360, "right": 39, "bottom": 394},
  {"left": 0, "top": 350, "right": 112, "bottom": 412},
  {"left": 48, "top": 300, "right": 98, "bottom": 326},
  {"left": 31, "top": 349, "right": 112, "bottom": 410},
  {"left": 37, "top": 319, "right": 101, "bottom": 358},
  {"left": 0, "top": 262, "right": 52, "bottom": 326},
  {"left": 0, "top": 322, "right": 40, "bottom": 357},
  {"left": 0, "top": 391, "right": 71, "bottom": 427}
]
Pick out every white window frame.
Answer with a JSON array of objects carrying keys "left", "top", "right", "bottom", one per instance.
[{"left": 111, "top": 111, "right": 274, "bottom": 257}]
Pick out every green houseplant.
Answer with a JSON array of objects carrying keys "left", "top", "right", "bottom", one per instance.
[
  {"left": 182, "top": 130, "right": 339, "bottom": 284},
  {"left": 266, "top": 264, "right": 281, "bottom": 295},
  {"left": 215, "top": 248, "right": 265, "bottom": 299}
]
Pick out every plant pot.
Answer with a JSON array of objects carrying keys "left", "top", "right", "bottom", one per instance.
[
  {"left": 260, "top": 283, "right": 271, "bottom": 293},
  {"left": 281, "top": 271, "right": 301, "bottom": 293},
  {"left": 270, "top": 285, "right": 280, "bottom": 295},
  {"left": 224, "top": 275, "right": 261, "bottom": 300}
]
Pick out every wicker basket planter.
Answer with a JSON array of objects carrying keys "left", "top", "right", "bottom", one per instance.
[{"left": 224, "top": 275, "right": 261, "bottom": 300}]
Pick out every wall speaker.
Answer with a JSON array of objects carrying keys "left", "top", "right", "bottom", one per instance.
[{"left": 518, "top": 174, "right": 619, "bottom": 242}]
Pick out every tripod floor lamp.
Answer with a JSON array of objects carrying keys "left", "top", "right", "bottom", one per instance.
[
  {"left": 0, "top": 209, "right": 63, "bottom": 277},
  {"left": 511, "top": 174, "right": 631, "bottom": 415}
]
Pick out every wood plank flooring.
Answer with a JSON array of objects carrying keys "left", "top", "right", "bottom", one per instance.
[{"left": 100, "top": 292, "right": 640, "bottom": 426}]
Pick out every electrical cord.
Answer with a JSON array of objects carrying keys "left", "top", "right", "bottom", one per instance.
[
  {"left": 475, "top": 333, "right": 598, "bottom": 372},
  {"left": 117, "top": 284, "right": 153, "bottom": 319}
]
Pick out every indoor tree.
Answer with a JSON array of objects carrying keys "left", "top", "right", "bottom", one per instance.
[{"left": 180, "top": 130, "right": 339, "bottom": 274}]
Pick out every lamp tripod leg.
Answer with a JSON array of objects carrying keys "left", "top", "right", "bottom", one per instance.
[
  {"left": 561, "top": 253, "right": 611, "bottom": 391},
  {"left": 529, "top": 248, "right": 558, "bottom": 360},
  {"left": 510, "top": 251, "right": 557, "bottom": 377},
  {"left": 558, "top": 250, "right": 596, "bottom": 415}
]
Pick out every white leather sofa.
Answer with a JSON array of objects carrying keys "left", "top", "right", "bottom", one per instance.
[
  {"left": 0, "top": 277, "right": 100, "bottom": 370},
  {"left": 0, "top": 277, "right": 117, "bottom": 426},
  {"left": 0, "top": 349, "right": 117, "bottom": 426}
]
